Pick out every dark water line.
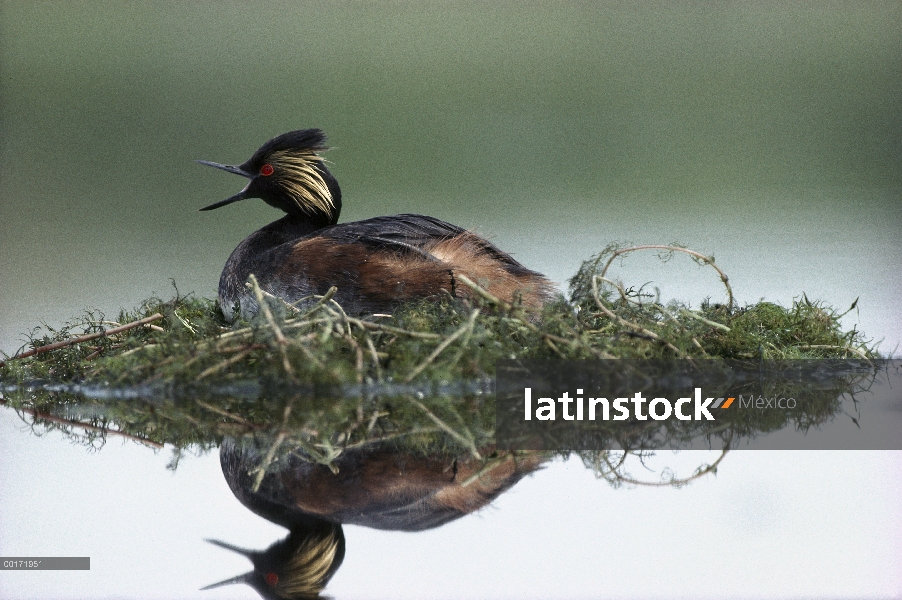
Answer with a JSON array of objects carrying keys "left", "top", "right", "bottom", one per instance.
[{"left": 0, "top": 377, "right": 495, "bottom": 402}]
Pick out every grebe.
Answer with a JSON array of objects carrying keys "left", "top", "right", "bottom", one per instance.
[
  {"left": 203, "top": 438, "right": 547, "bottom": 598},
  {"left": 198, "top": 129, "right": 554, "bottom": 321}
]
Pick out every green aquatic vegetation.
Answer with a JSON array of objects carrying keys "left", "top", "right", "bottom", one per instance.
[
  {"left": 1, "top": 244, "right": 877, "bottom": 386},
  {"left": 0, "top": 245, "right": 880, "bottom": 481}
]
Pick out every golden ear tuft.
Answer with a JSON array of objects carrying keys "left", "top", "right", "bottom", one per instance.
[
  {"left": 269, "top": 150, "right": 336, "bottom": 220},
  {"left": 274, "top": 529, "right": 342, "bottom": 598}
]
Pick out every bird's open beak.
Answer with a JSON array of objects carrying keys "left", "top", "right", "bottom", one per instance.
[
  {"left": 196, "top": 160, "right": 253, "bottom": 211},
  {"left": 200, "top": 539, "right": 256, "bottom": 590}
]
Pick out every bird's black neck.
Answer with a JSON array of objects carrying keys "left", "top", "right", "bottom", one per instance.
[
  {"left": 265, "top": 213, "right": 331, "bottom": 242},
  {"left": 229, "top": 214, "right": 329, "bottom": 270},
  {"left": 221, "top": 439, "right": 337, "bottom": 532}
]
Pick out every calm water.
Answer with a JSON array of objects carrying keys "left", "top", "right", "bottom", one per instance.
[
  {"left": 1, "top": 3, "right": 900, "bottom": 598},
  {"left": 2, "top": 407, "right": 900, "bottom": 599}
]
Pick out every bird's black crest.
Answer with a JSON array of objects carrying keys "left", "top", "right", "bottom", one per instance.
[{"left": 251, "top": 129, "right": 329, "bottom": 162}]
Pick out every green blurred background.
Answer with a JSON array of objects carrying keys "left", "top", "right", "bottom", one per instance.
[
  {"left": 1, "top": 2, "right": 900, "bottom": 354},
  {"left": 1, "top": 4, "right": 901, "bottom": 599}
]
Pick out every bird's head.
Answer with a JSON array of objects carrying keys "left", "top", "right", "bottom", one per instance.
[
  {"left": 201, "top": 524, "right": 345, "bottom": 600},
  {"left": 197, "top": 129, "right": 342, "bottom": 226}
]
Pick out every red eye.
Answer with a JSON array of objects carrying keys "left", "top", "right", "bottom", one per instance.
[
  {"left": 265, "top": 572, "right": 279, "bottom": 586},
  {"left": 260, "top": 164, "right": 274, "bottom": 176}
]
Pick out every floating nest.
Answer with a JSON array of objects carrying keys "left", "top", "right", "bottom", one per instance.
[{"left": 0, "top": 244, "right": 880, "bottom": 486}]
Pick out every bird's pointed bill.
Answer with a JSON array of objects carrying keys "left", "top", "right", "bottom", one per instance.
[
  {"left": 195, "top": 160, "right": 253, "bottom": 178},
  {"left": 198, "top": 189, "right": 249, "bottom": 211},
  {"left": 196, "top": 160, "right": 254, "bottom": 211},
  {"left": 200, "top": 571, "right": 253, "bottom": 590},
  {"left": 204, "top": 538, "right": 256, "bottom": 557}
]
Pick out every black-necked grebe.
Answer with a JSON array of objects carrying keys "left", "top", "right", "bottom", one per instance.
[
  {"left": 198, "top": 129, "right": 554, "bottom": 321},
  {"left": 202, "top": 438, "right": 546, "bottom": 598}
]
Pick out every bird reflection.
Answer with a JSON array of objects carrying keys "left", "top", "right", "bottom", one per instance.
[{"left": 204, "top": 437, "right": 547, "bottom": 599}]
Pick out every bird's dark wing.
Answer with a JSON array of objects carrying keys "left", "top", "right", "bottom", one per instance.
[
  {"left": 319, "top": 214, "right": 464, "bottom": 244},
  {"left": 318, "top": 214, "right": 534, "bottom": 272}
]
